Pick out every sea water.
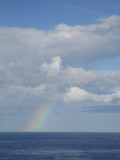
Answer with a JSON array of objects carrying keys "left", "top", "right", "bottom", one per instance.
[{"left": 0, "top": 132, "right": 120, "bottom": 160}]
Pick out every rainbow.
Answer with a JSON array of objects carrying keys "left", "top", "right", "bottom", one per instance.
[{"left": 25, "top": 95, "right": 59, "bottom": 132}]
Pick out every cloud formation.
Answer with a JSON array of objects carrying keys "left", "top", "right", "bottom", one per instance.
[
  {"left": 40, "top": 56, "right": 62, "bottom": 75},
  {"left": 0, "top": 15, "right": 120, "bottom": 113},
  {"left": 0, "top": 15, "right": 120, "bottom": 68},
  {"left": 0, "top": 56, "right": 120, "bottom": 110},
  {"left": 64, "top": 87, "right": 120, "bottom": 104}
]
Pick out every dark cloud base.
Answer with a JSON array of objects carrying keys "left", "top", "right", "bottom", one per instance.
[{"left": 83, "top": 105, "right": 120, "bottom": 113}]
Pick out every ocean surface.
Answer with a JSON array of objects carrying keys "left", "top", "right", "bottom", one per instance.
[{"left": 0, "top": 132, "right": 120, "bottom": 160}]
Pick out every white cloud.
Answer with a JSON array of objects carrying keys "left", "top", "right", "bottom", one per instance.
[
  {"left": 0, "top": 15, "right": 120, "bottom": 69},
  {"left": 62, "top": 67, "right": 97, "bottom": 85},
  {"left": 0, "top": 14, "right": 120, "bottom": 110},
  {"left": 1, "top": 55, "right": 120, "bottom": 107},
  {"left": 40, "top": 56, "right": 62, "bottom": 75},
  {"left": 64, "top": 87, "right": 120, "bottom": 104},
  {"left": 64, "top": 87, "right": 90, "bottom": 102}
]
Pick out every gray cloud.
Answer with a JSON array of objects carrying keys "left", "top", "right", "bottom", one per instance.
[{"left": 84, "top": 104, "right": 120, "bottom": 113}]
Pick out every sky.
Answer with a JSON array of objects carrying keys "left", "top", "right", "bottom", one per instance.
[{"left": 0, "top": 0, "right": 120, "bottom": 132}]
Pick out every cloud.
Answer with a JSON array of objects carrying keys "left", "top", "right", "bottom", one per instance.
[
  {"left": 38, "top": 57, "right": 120, "bottom": 93},
  {"left": 0, "top": 14, "right": 120, "bottom": 113},
  {"left": 12, "top": 84, "right": 46, "bottom": 95},
  {"left": 64, "top": 87, "right": 120, "bottom": 104},
  {"left": 0, "top": 84, "right": 47, "bottom": 107},
  {"left": 84, "top": 105, "right": 120, "bottom": 113},
  {"left": 40, "top": 56, "right": 62, "bottom": 75},
  {"left": 1, "top": 56, "right": 120, "bottom": 109},
  {"left": 0, "top": 15, "right": 120, "bottom": 68}
]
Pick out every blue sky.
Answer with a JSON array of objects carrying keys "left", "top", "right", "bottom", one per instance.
[
  {"left": 1, "top": 0, "right": 120, "bottom": 28},
  {"left": 0, "top": 0, "right": 120, "bottom": 132}
]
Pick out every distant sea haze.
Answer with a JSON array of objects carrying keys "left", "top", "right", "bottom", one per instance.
[{"left": 0, "top": 132, "right": 120, "bottom": 160}]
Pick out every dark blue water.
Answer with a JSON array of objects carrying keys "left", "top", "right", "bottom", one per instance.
[{"left": 0, "top": 132, "right": 120, "bottom": 160}]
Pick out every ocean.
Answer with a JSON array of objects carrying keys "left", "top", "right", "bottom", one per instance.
[{"left": 0, "top": 132, "right": 120, "bottom": 160}]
